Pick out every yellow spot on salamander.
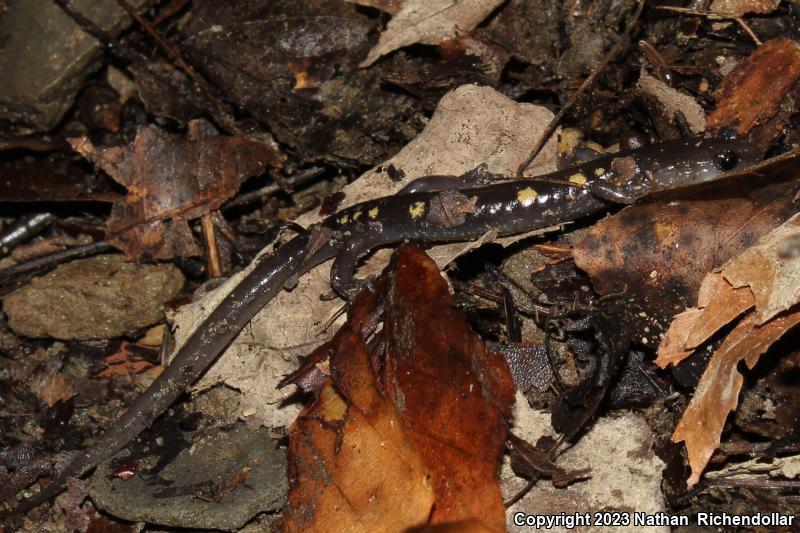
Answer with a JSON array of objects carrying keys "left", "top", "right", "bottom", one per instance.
[
  {"left": 593, "top": 167, "right": 606, "bottom": 177},
  {"left": 409, "top": 201, "right": 426, "bottom": 219},
  {"left": 569, "top": 173, "right": 587, "bottom": 185},
  {"left": 338, "top": 214, "right": 349, "bottom": 224},
  {"left": 517, "top": 187, "right": 538, "bottom": 207},
  {"left": 352, "top": 210, "right": 362, "bottom": 221},
  {"left": 368, "top": 207, "right": 379, "bottom": 219}
]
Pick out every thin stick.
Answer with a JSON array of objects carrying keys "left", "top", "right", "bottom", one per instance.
[
  {"left": 516, "top": 0, "right": 645, "bottom": 177},
  {"left": 200, "top": 212, "right": 223, "bottom": 278}
]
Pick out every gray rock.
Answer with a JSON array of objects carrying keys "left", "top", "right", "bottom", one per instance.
[
  {"left": 90, "top": 425, "right": 288, "bottom": 530},
  {"left": 0, "top": 0, "right": 150, "bottom": 132},
  {"left": 3, "top": 254, "right": 183, "bottom": 339}
]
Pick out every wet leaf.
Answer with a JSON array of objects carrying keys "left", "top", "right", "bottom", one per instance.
[
  {"left": 572, "top": 178, "right": 798, "bottom": 347},
  {"left": 360, "top": 0, "right": 505, "bottom": 67}
]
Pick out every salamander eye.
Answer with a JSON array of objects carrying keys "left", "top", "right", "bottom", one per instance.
[{"left": 714, "top": 150, "right": 739, "bottom": 171}]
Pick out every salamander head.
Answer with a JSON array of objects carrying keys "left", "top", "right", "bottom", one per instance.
[{"left": 637, "top": 136, "right": 761, "bottom": 188}]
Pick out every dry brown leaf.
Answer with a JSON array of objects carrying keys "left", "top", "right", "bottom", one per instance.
[
  {"left": 722, "top": 213, "right": 800, "bottom": 323},
  {"left": 708, "top": 37, "right": 800, "bottom": 148},
  {"left": 656, "top": 214, "right": 800, "bottom": 486},
  {"left": 655, "top": 273, "right": 754, "bottom": 367},
  {"left": 383, "top": 246, "right": 514, "bottom": 528},
  {"left": 71, "top": 119, "right": 282, "bottom": 259},
  {"left": 360, "top": 0, "right": 505, "bottom": 67},
  {"left": 283, "top": 274, "right": 434, "bottom": 531},
  {"left": 656, "top": 212, "right": 800, "bottom": 367},
  {"left": 672, "top": 309, "right": 800, "bottom": 487},
  {"left": 40, "top": 372, "right": 73, "bottom": 407},
  {"left": 284, "top": 246, "right": 514, "bottom": 531}
]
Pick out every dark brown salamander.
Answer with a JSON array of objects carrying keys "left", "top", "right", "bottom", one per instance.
[{"left": 3, "top": 137, "right": 759, "bottom": 515}]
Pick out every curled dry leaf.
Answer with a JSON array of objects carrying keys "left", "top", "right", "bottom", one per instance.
[
  {"left": 671, "top": 310, "right": 800, "bottom": 487},
  {"left": 722, "top": 213, "right": 800, "bottom": 323},
  {"left": 655, "top": 273, "right": 755, "bottom": 367},
  {"left": 40, "top": 372, "right": 73, "bottom": 407},
  {"left": 71, "top": 119, "right": 282, "bottom": 259},
  {"left": 657, "top": 212, "right": 800, "bottom": 367},
  {"left": 657, "top": 213, "right": 800, "bottom": 486},
  {"left": 360, "top": 0, "right": 505, "bottom": 67},
  {"left": 284, "top": 246, "right": 514, "bottom": 531}
]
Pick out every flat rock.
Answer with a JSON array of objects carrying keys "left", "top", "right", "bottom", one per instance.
[
  {"left": 90, "top": 425, "right": 287, "bottom": 531},
  {"left": 3, "top": 254, "right": 183, "bottom": 339},
  {"left": 0, "top": 0, "right": 150, "bottom": 131}
]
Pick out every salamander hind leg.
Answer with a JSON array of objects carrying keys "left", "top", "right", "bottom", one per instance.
[{"left": 329, "top": 238, "right": 380, "bottom": 301}]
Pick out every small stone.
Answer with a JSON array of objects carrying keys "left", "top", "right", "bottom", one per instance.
[{"left": 3, "top": 254, "right": 183, "bottom": 339}]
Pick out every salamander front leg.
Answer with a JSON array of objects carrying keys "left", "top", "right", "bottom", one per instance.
[{"left": 329, "top": 237, "right": 380, "bottom": 301}]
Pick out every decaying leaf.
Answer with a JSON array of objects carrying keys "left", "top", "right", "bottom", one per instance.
[
  {"left": 657, "top": 213, "right": 800, "bottom": 486},
  {"left": 708, "top": 37, "right": 800, "bottom": 148},
  {"left": 655, "top": 273, "right": 755, "bottom": 367},
  {"left": 572, "top": 178, "right": 798, "bottom": 347},
  {"left": 284, "top": 245, "right": 514, "bottom": 531},
  {"left": 671, "top": 310, "right": 800, "bottom": 487},
  {"left": 71, "top": 119, "right": 282, "bottom": 259},
  {"left": 360, "top": 0, "right": 505, "bottom": 67},
  {"left": 40, "top": 372, "right": 73, "bottom": 407}
]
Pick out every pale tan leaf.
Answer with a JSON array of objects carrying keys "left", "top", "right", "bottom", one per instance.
[
  {"left": 672, "top": 309, "right": 800, "bottom": 487},
  {"left": 40, "top": 372, "right": 73, "bottom": 407},
  {"left": 654, "top": 307, "right": 703, "bottom": 368},
  {"left": 722, "top": 212, "right": 800, "bottom": 324},
  {"left": 655, "top": 273, "right": 754, "bottom": 368},
  {"left": 360, "top": 0, "right": 504, "bottom": 67}
]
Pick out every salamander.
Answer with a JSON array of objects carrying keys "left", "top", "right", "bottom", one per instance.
[{"left": 1, "top": 136, "right": 759, "bottom": 515}]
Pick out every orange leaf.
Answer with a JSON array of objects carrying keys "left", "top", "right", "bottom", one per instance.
[
  {"left": 672, "top": 309, "right": 800, "bottom": 486},
  {"left": 40, "top": 372, "right": 73, "bottom": 407}
]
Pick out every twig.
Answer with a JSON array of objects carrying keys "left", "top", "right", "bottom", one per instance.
[
  {"left": 0, "top": 241, "right": 114, "bottom": 280},
  {"left": 200, "top": 212, "right": 223, "bottom": 278},
  {"left": 655, "top": 5, "right": 762, "bottom": 46},
  {"left": 707, "top": 477, "right": 800, "bottom": 489},
  {"left": 516, "top": 0, "right": 645, "bottom": 177}
]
